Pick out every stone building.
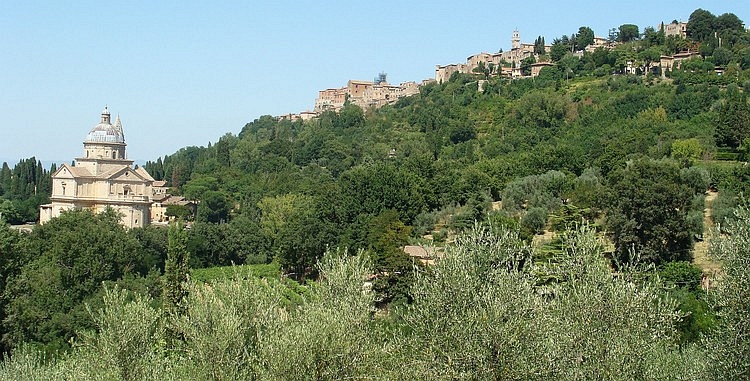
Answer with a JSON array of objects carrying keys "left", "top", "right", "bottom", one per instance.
[
  {"left": 39, "top": 107, "right": 155, "bottom": 228},
  {"left": 435, "top": 30, "right": 550, "bottom": 83},
  {"left": 659, "top": 51, "right": 701, "bottom": 73},
  {"left": 659, "top": 21, "right": 688, "bottom": 38},
  {"left": 435, "top": 63, "right": 468, "bottom": 84},
  {"left": 313, "top": 77, "right": 424, "bottom": 113}
]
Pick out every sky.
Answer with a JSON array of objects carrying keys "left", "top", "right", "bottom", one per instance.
[{"left": 1, "top": 1, "right": 749, "bottom": 165}]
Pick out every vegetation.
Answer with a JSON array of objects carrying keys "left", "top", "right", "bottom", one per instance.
[
  {"left": 4, "top": 222, "right": 750, "bottom": 379},
  {"left": 0, "top": 158, "right": 53, "bottom": 224},
  {"left": 1, "top": 7, "right": 750, "bottom": 378}
]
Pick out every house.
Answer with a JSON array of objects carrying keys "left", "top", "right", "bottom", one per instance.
[
  {"left": 659, "top": 21, "right": 688, "bottom": 38},
  {"left": 530, "top": 62, "right": 555, "bottom": 77},
  {"left": 659, "top": 51, "right": 701, "bottom": 73},
  {"left": 150, "top": 193, "right": 196, "bottom": 223}
]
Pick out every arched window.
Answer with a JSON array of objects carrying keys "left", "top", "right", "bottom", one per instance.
[{"left": 112, "top": 151, "right": 116, "bottom": 159}]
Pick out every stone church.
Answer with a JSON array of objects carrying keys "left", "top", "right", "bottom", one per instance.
[{"left": 39, "top": 107, "right": 155, "bottom": 228}]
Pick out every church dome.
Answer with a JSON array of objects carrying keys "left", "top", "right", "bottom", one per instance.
[{"left": 85, "top": 106, "right": 125, "bottom": 143}]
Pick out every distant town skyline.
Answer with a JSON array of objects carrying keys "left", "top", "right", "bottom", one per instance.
[{"left": 2, "top": 1, "right": 749, "bottom": 164}]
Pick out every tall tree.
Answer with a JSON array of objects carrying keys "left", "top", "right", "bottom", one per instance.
[
  {"left": 715, "top": 93, "right": 750, "bottom": 149},
  {"left": 534, "top": 35, "right": 546, "bottom": 54},
  {"left": 550, "top": 39, "right": 568, "bottom": 62},
  {"left": 687, "top": 8, "right": 716, "bottom": 42},
  {"left": 643, "top": 26, "right": 665, "bottom": 47},
  {"left": 164, "top": 223, "right": 190, "bottom": 317},
  {"left": 618, "top": 24, "right": 640, "bottom": 42},
  {"left": 0, "top": 163, "right": 10, "bottom": 196},
  {"left": 576, "top": 26, "right": 595, "bottom": 50},
  {"left": 607, "top": 159, "right": 694, "bottom": 265}
]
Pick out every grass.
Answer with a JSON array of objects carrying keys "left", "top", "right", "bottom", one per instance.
[{"left": 191, "top": 262, "right": 282, "bottom": 283}]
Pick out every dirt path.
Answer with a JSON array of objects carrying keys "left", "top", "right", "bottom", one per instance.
[{"left": 693, "top": 191, "right": 721, "bottom": 274}]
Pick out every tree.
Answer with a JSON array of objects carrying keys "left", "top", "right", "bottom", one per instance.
[
  {"left": 0, "top": 163, "right": 11, "bottom": 196},
  {"left": 258, "top": 193, "right": 313, "bottom": 250},
  {"left": 336, "top": 103, "right": 365, "bottom": 129},
  {"left": 558, "top": 53, "right": 580, "bottom": 80},
  {"left": 391, "top": 226, "right": 693, "bottom": 378},
  {"left": 643, "top": 26, "right": 665, "bottom": 47},
  {"left": 2, "top": 209, "right": 144, "bottom": 350},
  {"left": 196, "top": 190, "right": 230, "bottom": 223},
  {"left": 607, "top": 159, "right": 695, "bottom": 265},
  {"left": 618, "top": 24, "right": 640, "bottom": 42},
  {"left": 0, "top": 224, "right": 23, "bottom": 354},
  {"left": 715, "top": 94, "right": 750, "bottom": 149},
  {"left": 519, "top": 56, "right": 536, "bottom": 76},
  {"left": 472, "top": 61, "right": 491, "bottom": 80},
  {"left": 715, "top": 12, "right": 744, "bottom": 33},
  {"left": 165, "top": 204, "right": 193, "bottom": 221},
  {"left": 533, "top": 35, "right": 546, "bottom": 55},
  {"left": 705, "top": 206, "right": 750, "bottom": 379},
  {"left": 337, "top": 163, "right": 427, "bottom": 224},
  {"left": 181, "top": 176, "right": 219, "bottom": 200},
  {"left": 608, "top": 27, "right": 619, "bottom": 42},
  {"left": 214, "top": 133, "right": 236, "bottom": 167},
  {"left": 163, "top": 223, "right": 190, "bottom": 313},
  {"left": 670, "top": 138, "right": 703, "bottom": 166},
  {"left": 712, "top": 46, "right": 734, "bottom": 66},
  {"left": 365, "top": 210, "right": 417, "bottom": 306},
  {"left": 576, "top": 26, "right": 594, "bottom": 50},
  {"left": 550, "top": 39, "right": 568, "bottom": 62},
  {"left": 687, "top": 8, "right": 716, "bottom": 42},
  {"left": 513, "top": 90, "right": 569, "bottom": 132},
  {"left": 639, "top": 46, "right": 663, "bottom": 73}
]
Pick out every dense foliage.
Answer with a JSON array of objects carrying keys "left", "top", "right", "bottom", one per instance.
[
  {"left": 1, "top": 7, "right": 750, "bottom": 378},
  {"left": 0, "top": 158, "right": 53, "bottom": 224},
  {"left": 3, "top": 221, "right": 750, "bottom": 379}
]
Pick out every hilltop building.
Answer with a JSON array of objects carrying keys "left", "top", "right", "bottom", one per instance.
[
  {"left": 659, "top": 21, "right": 688, "bottom": 38},
  {"left": 313, "top": 75, "right": 426, "bottom": 113},
  {"left": 39, "top": 107, "right": 155, "bottom": 228},
  {"left": 436, "top": 30, "right": 552, "bottom": 83}
]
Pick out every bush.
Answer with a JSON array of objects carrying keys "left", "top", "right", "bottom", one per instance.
[
  {"left": 521, "top": 207, "right": 548, "bottom": 235},
  {"left": 705, "top": 206, "right": 750, "bottom": 378}
]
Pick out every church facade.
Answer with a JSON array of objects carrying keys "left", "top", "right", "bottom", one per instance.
[{"left": 39, "top": 107, "right": 155, "bottom": 228}]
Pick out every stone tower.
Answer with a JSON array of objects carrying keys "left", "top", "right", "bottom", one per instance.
[{"left": 512, "top": 29, "right": 520, "bottom": 50}]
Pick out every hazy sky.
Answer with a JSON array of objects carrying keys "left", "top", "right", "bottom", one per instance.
[{"left": 1, "top": 1, "right": 749, "bottom": 164}]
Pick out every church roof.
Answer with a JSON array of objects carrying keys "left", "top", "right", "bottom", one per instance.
[
  {"left": 85, "top": 106, "right": 125, "bottom": 144},
  {"left": 53, "top": 163, "right": 92, "bottom": 178},
  {"left": 135, "top": 167, "right": 155, "bottom": 182}
]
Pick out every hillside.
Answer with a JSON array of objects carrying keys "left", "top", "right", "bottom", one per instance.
[{"left": 1, "top": 8, "right": 750, "bottom": 379}]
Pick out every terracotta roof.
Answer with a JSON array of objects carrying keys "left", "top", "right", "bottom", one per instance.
[
  {"left": 152, "top": 193, "right": 170, "bottom": 202},
  {"left": 162, "top": 195, "right": 195, "bottom": 206}
]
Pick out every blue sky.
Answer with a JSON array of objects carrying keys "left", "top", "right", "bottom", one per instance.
[{"left": 1, "top": 1, "right": 749, "bottom": 164}]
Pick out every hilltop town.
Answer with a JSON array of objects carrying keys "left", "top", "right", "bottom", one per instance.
[{"left": 280, "top": 20, "right": 703, "bottom": 121}]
